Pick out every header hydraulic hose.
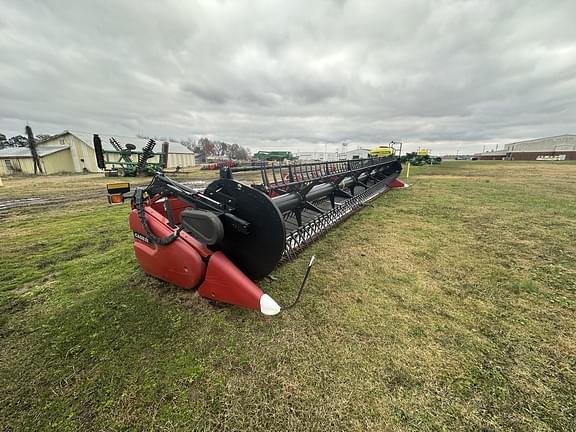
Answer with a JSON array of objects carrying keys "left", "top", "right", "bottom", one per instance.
[{"left": 133, "top": 188, "right": 182, "bottom": 245}]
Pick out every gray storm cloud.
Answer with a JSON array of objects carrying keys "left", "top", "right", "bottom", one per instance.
[{"left": 1, "top": 0, "right": 575, "bottom": 153}]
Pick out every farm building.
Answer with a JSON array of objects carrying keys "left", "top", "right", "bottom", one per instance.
[
  {"left": 345, "top": 148, "right": 370, "bottom": 159},
  {"left": 25, "top": 131, "right": 196, "bottom": 174},
  {"left": 503, "top": 135, "right": 576, "bottom": 160},
  {"left": 475, "top": 150, "right": 508, "bottom": 161},
  {"left": 297, "top": 151, "right": 336, "bottom": 161},
  {"left": 476, "top": 135, "right": 576, "bottom": 161},
  {"left": 0, "top": 146, "right": 74, "bottom": 175}
]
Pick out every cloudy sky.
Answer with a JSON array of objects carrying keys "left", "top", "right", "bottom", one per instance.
[{"left": 1, "top": 0, "right": 575, "bottom": 154}]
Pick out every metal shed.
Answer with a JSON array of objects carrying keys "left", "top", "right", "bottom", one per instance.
[{"left": 0, "top": 146, "right": 74, "bottom": 175}]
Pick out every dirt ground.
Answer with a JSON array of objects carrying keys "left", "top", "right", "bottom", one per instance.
[{"left": 0, "top": 167, "right": 263, "bottom": 215}]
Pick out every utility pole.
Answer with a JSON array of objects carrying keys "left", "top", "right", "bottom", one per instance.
[{"left": 341, "top": 141, "right": 349, "bottom": 161}]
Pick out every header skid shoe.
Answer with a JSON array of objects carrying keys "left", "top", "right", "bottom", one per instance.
[{"left": 122, "top": 156, "right": 404, "bottom": 314}]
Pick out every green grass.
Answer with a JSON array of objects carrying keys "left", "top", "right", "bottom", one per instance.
[{"left": 1, "top": 161, "right": 575, "bottom": 431}]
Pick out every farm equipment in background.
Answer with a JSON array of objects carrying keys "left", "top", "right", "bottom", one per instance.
[
  {"left": 94, "top": 134, "right": 169, "bottom": 177},
  {"left": 107, "top": 157, "right": 407, "bottom": 314},
  {"left": 368, "top": 141, "right": 403, "bottom": 159},
  {"left": 400, "top": 149, "right": 442, "bottom": 166},
  {"left": 253, "top": 151, "right": 298, "bottom": 162},
  {"left": 201, "top": 160, "right": 240, "bottom": 170},
  {"left": 368, "top": 146, "right": 396, "bottom": 158}
]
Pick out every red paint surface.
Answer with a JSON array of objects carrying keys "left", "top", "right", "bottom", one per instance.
[
  {"left": 128, "top": 205, "right": 264, "bottom": 312},
  {"left": 389, "top": 178, "right": 406, "bottom": 188},
  {"left": 149, "top": 197, "right": 190, "bottom": 225},
  {"left": 198, "top": 251, "right": 263, "bottom": 311},
  {"left": 129, "top": 208, "right": 209, "bottom": 289}
]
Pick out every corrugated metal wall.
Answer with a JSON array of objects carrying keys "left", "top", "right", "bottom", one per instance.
[
  {"left": 42, "top": 149, "right": 76, "bottom": 173},
  {"left": 505, "top": 136, "right": 576, "bottom": 152},
  {"left": 37, "top": 135, "right": 98, "bottom": 172},
  {"left": 0, "top": 149, "right": 75, "bottom": 175},
  {"left": 167, "top": 153, "right": 196, "bottom": 168},
  {"left": 510, "top": 151, "right": 576, "bottom": 161}
]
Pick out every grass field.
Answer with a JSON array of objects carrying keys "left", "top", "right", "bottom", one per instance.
[{"left": 1, "top": 161, "right": 575, "bottom": 431}]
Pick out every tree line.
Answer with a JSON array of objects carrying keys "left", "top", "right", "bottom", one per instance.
[
  {"left": 184, "top": 137, "right": 250, "bottom": 161},
  {"left": 0, "top": 133, "right": 52, "bottom": 148},
  {"left": 140, "top": 135, "right": 251, "bottom": 161}
]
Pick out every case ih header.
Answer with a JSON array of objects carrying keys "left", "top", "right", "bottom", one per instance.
[{"left": 107, "top": 149, "right": 406, "bottom": 315}]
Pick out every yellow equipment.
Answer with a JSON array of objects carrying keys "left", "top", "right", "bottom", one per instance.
[
  {"left": 368, "top": 146, "right": 396, "bottom": 158},
  {"left": 415, "top": 149, "right": 430, "bottom": 156}
]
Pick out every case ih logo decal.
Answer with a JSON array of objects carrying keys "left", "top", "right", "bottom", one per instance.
[{"left": 133, "top": 232, "right": 150, "bottom": 243}]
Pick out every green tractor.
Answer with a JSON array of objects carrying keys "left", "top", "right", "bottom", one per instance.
[{"left": 400, "top": 149, "right": 441, "bottom": 166}]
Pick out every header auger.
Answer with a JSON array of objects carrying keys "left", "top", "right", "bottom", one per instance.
[{"left": 108, "top": 156, "right": 407, "bottom": 315}]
